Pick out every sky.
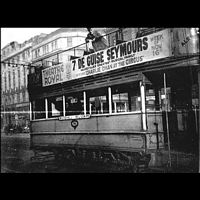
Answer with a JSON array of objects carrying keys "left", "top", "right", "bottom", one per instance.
[{"left": 1, "top": 28, "right": 60, "bottom": 49}]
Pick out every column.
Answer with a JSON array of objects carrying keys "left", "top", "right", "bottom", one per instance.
[
  {"left": 114, "top": 102, "right": 117, "bottom": 113},
  {"left": 140, "top": 81, "right": 147, "bottom": 131},
  {"left": 89, "top": 103, "right": 92, "bottom": 115},
  {"left": 125, "top": 102, "right": 127, "bottom": 112},
  {"left": 63, "top": 95, "right": 66, "bottom": 117},
  {"left": 101, "top": 102, "right": 103, "bottom": 114},
  {"left": 83, "top": 91, "right": 87, "bottom": 116},
  {"left": 29, "top": 102, "right": 32, "bottom": 121},
  {"left": 108, "top": 87, "right": 112, "bottom": 114},
  {"left": 45, "top": 98, "right": 48, "bottom": 119}
]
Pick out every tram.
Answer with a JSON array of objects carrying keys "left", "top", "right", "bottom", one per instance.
[{"left": 28, "top": 28, "right": 199, "bottom": 170}]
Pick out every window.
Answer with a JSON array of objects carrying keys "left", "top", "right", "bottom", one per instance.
[
  {"left": 23, "top": 92, "right": 26, "bottom": 102},
  {"left": 52, "top": 58, "right": 59, "bottom": 65},
  {"left": 160, "top": 87, "right": 171, "bottom": 111},
  {"left": 51, "top": 40, "right": 58, "bottom": 51},
  {"left": 17, "top": 93, "right": 20, "bottom": 103},
  {"left": 112, "top": 83, "right": 141, "bottom": 113},
  {"left": 27, "top": 50, "right": 30, "bottom": 58},
  {"left": 67, "top": 37, "right": 72, "bottom": 47},
  {"left": 25, "top": 90, "right": 29, "bottom": 102},
  {"left": 145, "top": 84, "right": 156, "bottom": 111},
  {"left": 22, "top": 52, "right": 26, "bottom": 60},
  {"left": 43, "top": 60, "right": 51, "bottom": 67},
  {"left": 4, "top": 76, "right": 7, "bottom": 91},
  {"left": 43, "top": 45, "right": 49, "bottom": 54},
  {"left": 23, "top": 67, "right": 26, "bottom": 87},
  {"left": 18, "top": 68, "right": 20, "bottom": 89},
  {"left": 51, "top": 42, "right": 54, "bottom": 51},
  {"left": 112, "top": 35, "right": 116, "bottom": 46},
  {"left": 35, "top": 50, "right": 38, "bottom": 58},
  {"left": 8, "top": 71, "right": 11, "bottom": 91},
  {"left": 42, "top": 46, "right": 46, "bottom": 55},
  {"left": 32, "top": 99, "right": 45, "bottom": 120},
  {"left": 65, "top": 93, "right": 84, "bottom": 116},
  {"left": 87, "top": 87, "right": 108, "bottom": 114},
  {"left": 38, "top": 48, "right": 40, "bottom": 57},
  {"left": 55, "top": 40, "right": 57, "bottom": 49},
  {"left": 14, "top": 94, "right": 17, "bottom": 104},
  {"left": 20, "top": 92, "right": 23, "bottom": 102},
  {"left": 10, "top": 95, "right": 13, "bottom": 105},
  {"left": 46, "top": 45, "right": 49, "bottom": 53},
  {"left": 48, "top": 96, "right": 63, "bottom": 118},
  {"left": 112, "top": 93, "right": 129, "bottom": 113}
]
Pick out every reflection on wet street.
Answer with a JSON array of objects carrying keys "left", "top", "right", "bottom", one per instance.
[
  {"left": 1, "top": 135, "right": 198, "bottom": 173},
  {"left": 1, "top": 135, "right": 138, "bottom": 173},
  {"left": 1, "top": 136, "right": 100, "bottom": 173}
]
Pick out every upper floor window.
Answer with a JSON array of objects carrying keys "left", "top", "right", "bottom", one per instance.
[
  {"left": 67, "top": 37, "right": 72, "bottom": 47},
  {"left": 22, "top": 52, "right": 25, "bottom": 60},
  {"left": 51, "top": 40, "right": 58, "bottom": 51},
  {"left": 46, "top": 44, "right": 49, "bottom": 53},
  {"left": 43, "top": 44, "right": 49, "bottom": 55}
]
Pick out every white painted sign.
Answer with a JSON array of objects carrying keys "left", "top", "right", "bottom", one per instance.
[
  {"left": 42, "top": 63, "right": 69, "bottom": 87},
  {"left": 42, "top": 29, "right": 172, "bottom": 87}
]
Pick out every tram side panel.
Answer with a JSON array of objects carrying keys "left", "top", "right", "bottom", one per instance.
[{"left": 30, "top": 112, "right": 164, "bottom": 151}]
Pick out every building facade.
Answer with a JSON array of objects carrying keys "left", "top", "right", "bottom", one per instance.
[
  {"left": 1, "top": 40, "right": 31, "bottom": 132},
  {"left": 1, "top": 34, "right": 48, "bottom": 133}
]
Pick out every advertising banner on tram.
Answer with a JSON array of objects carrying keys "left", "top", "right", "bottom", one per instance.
[{"left": 42, "top": 29, "right": 172, "bottom": 87}]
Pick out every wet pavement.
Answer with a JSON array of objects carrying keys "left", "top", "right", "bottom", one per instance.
[
  {"left": 1, "top": 134, "right": 199, "bottom": 173},
  {"left": 1, "top": 134, "right": 99, "bottom": 173}
]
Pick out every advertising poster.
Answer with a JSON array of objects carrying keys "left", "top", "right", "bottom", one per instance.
[{"left": 42, "top": 29, "right": 172, "bottom": 87}]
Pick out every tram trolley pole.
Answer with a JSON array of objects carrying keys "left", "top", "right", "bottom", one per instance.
[{"left": 164, "top": 73, "right": 172, "bottom": 168}]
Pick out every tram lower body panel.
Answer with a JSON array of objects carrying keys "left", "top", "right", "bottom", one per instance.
[
  {"left": 30, "top": 112, "right": 164, "bottom": 150},
  {"left": 30, "top": 112, "right": 165, "bottom": 169}
]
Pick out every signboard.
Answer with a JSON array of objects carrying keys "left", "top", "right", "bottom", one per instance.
[
  {"left": 42, "top": 29, "right": 172, "bottom": 87},
  {"left": 42, "top": 64, "right": 68, "bottom": 87}
]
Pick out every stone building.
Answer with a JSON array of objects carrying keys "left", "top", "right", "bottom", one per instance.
[{"left": 1, "top": 34, "right": 47, "bottom": 133}]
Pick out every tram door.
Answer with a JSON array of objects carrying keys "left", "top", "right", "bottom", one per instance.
[
  {"left": 161, "top": 84, "right": 199, "bottom": 154},
  {"left": 144, "top": 69, "right": 198, "bottom": 153}
]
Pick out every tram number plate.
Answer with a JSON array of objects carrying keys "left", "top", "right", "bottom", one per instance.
[{"left": 59, "top": 115, "right": 90, "bottom": 120}]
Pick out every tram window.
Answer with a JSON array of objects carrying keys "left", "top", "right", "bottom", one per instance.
[
  {"left": 32, "top": 99, "right": 45, "bottom": 120},
  {"left": 145, "top": 86, "right": 156, "bottom": 111},
  {"left": 65, "top": 93, "right": 84, "bottom": 116},
  {"left": 48, "top": 96, "right": 63, "bottom": 118},
  {"left": 112, "top": 83, "right": 141, "bottom": 113},
  {"left": 160, "top": 87, "right": 171, "bottom": 111},
  {"left": 87, "top": 87, "right": 108, "bottom": 114},
  {"left": 112, "top": 93, "right": 129, "bottom": 113}
]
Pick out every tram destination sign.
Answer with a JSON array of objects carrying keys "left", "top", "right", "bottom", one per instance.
[{"left": 42, "top": 29, "right": 172, "bottom": 87}]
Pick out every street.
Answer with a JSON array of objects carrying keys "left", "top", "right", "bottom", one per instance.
[
  {"left": 1, "top": 134, "right": 102, "bottom": 173},
  {"left": 1, "top": 134, "right": 199, "bottom": 173}
]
